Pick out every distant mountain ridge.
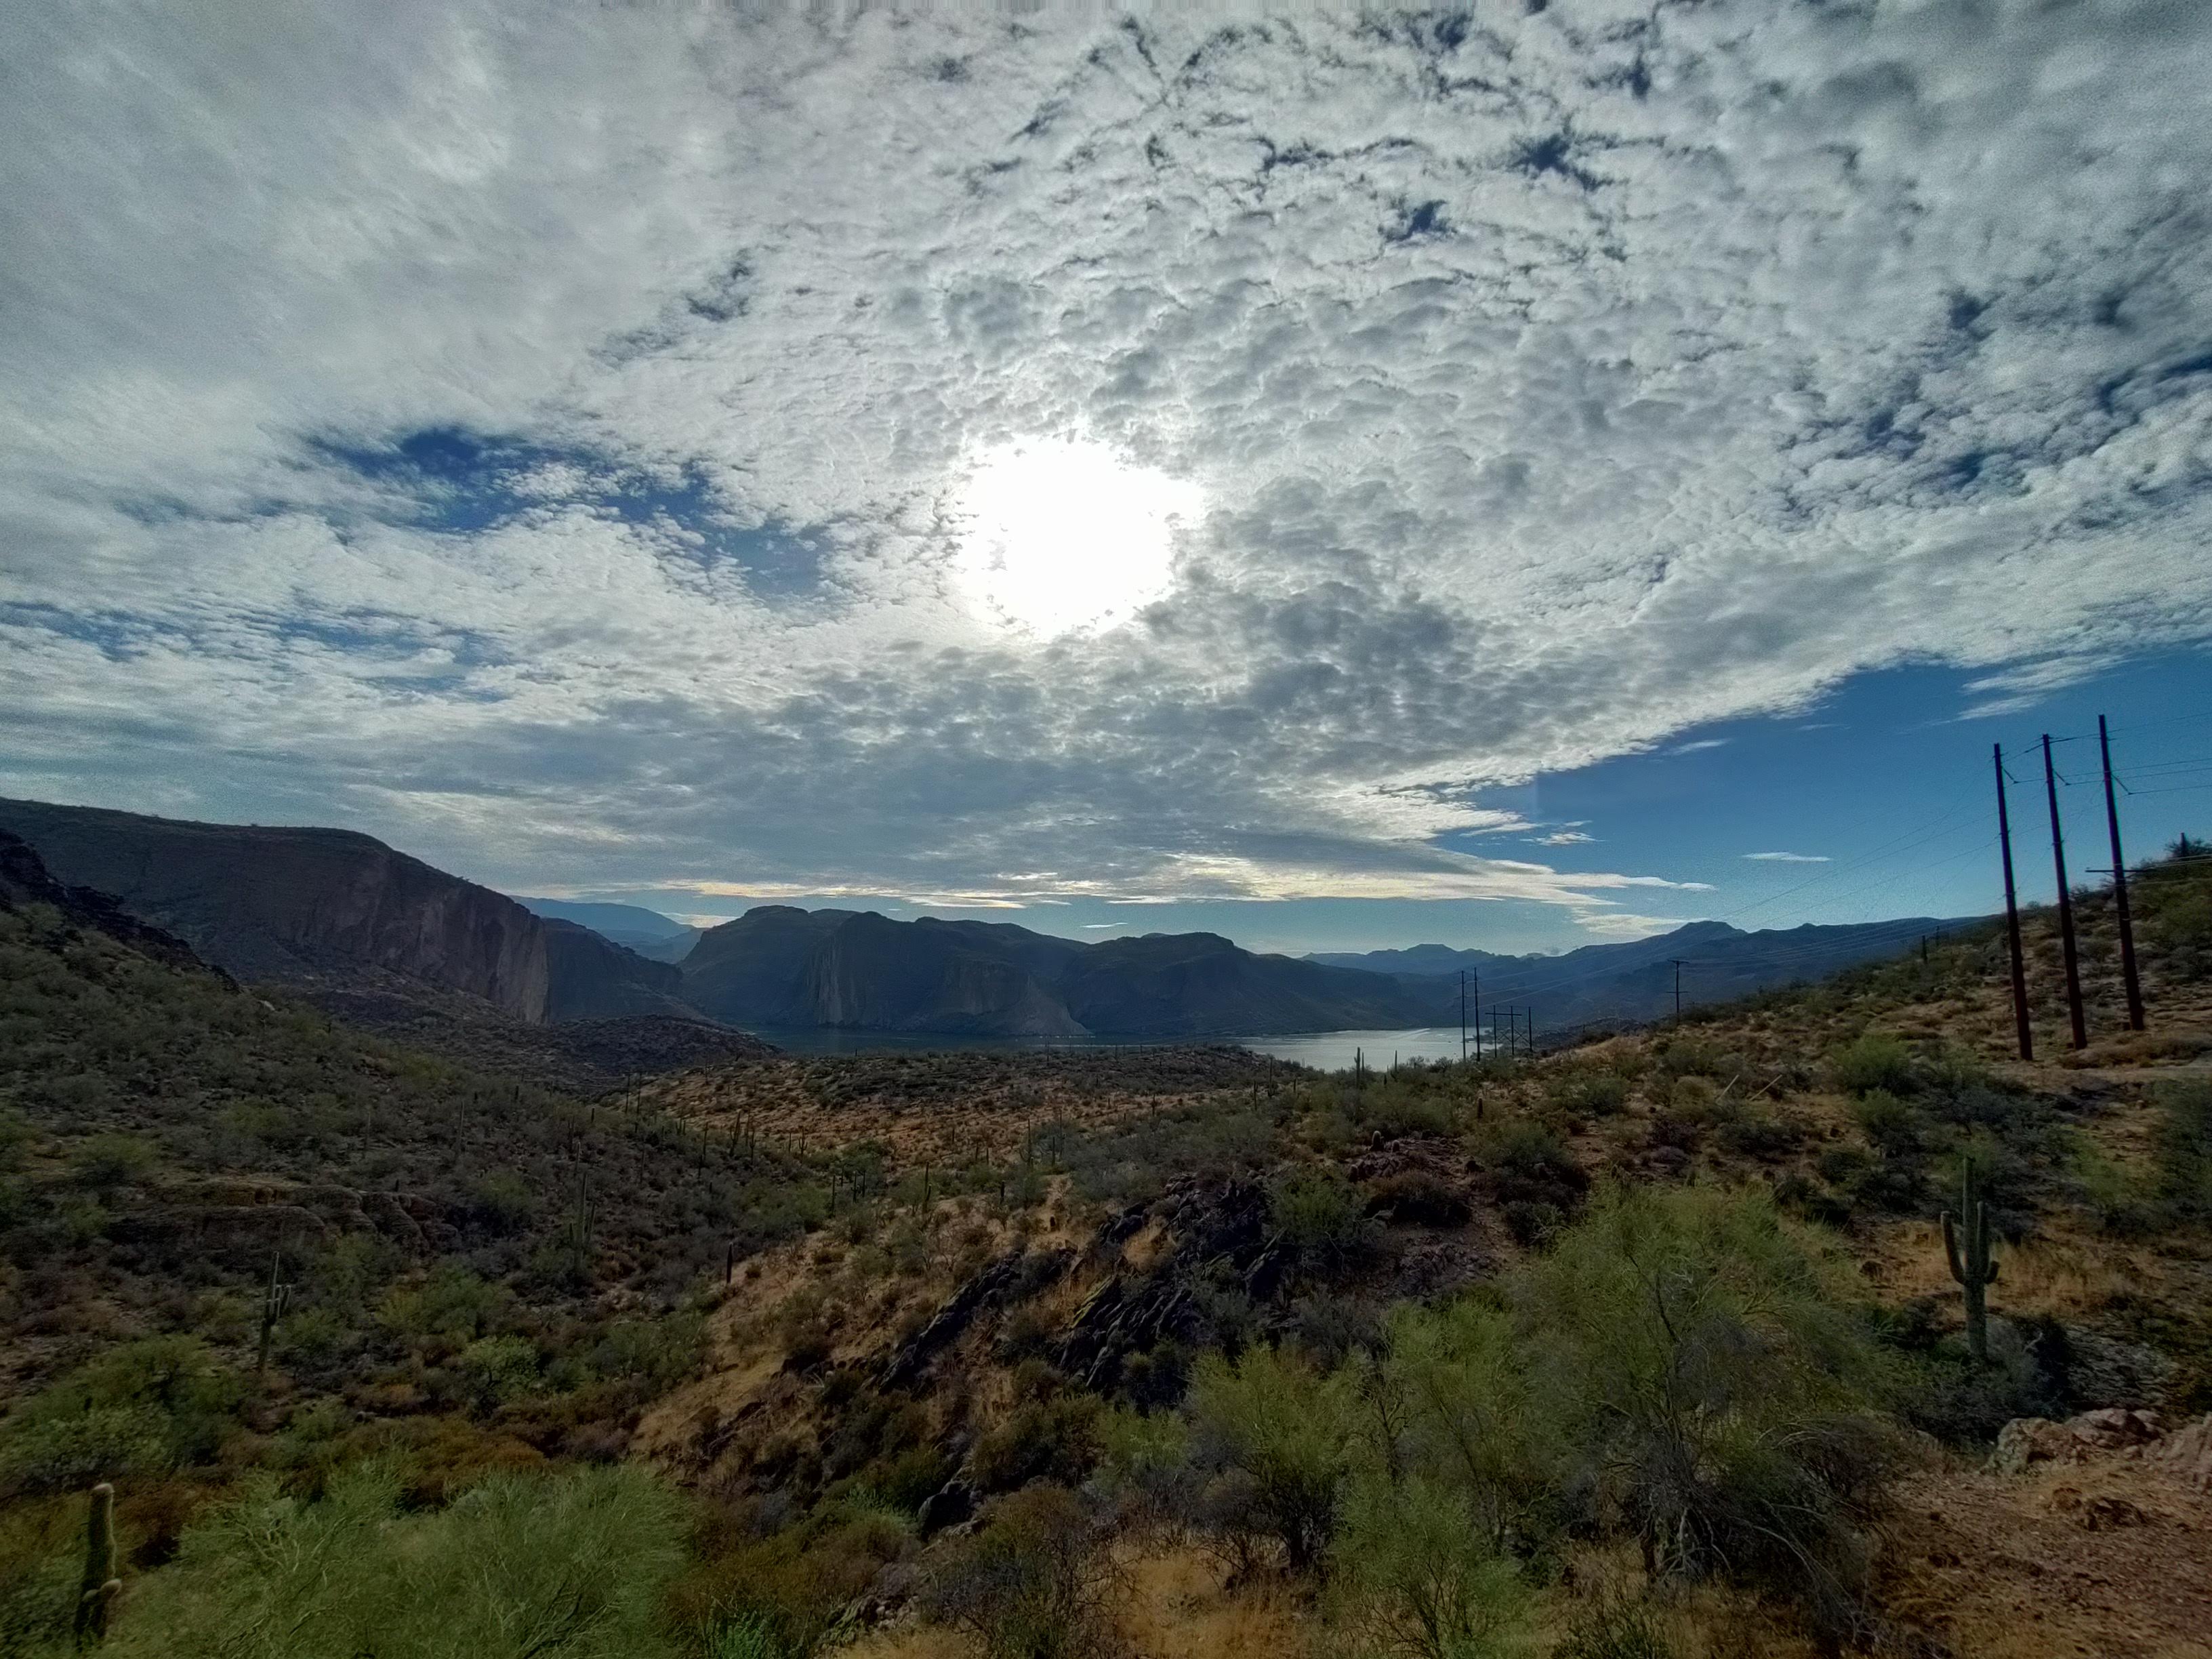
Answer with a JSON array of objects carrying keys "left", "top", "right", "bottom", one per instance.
[
  {"left": 0, "top": 799, "right": 693, "bottom": 1025},
  {"left": 678, "top": 906, "right": 1416, "bottom": 1037},
  {"left": 1313, "top": 916, "right": 1986, "bottom": 1032},
  {"left": 0, "top": 796, "right": 1978, "bottom": 1043},
  {"left": 514, "top": 897, "right": 703, "bottom": 962}
]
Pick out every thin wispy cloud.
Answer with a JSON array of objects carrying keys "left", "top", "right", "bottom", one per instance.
[
  {"left": 1745, "top": 852, "right": 1833, "bottom": 864},
  {"left": 1, "top": 5, "right": 2207, "bottom": 936}
]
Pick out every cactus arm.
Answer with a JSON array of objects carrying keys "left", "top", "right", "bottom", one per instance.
[{"left": 1942, "top": 1210, "right": 1966, "bottom": 1284}]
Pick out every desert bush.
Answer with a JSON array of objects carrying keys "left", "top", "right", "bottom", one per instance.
[
  {"left": 1363, "top": 1171, "right": 1469, "bottom": 1227},
  {"left": 968, "top": 1395, "right": 1103, "bottom": 1494},
  {"left": 924, "top": 1484, "right": 1120, "bottom": 1659},
  {"left": 1356, "top": 1084, "right": 1462, "bottom": 1141},
  {"left": 1714, "top": 1112, "right": 1801, "bottom": 1161},
  {"left": 1092, "top": 1404, "right": 1191, "bottom": 1515},
  {"left": 2068, "top": 1135, "right": 2159, "bottom": 1235},
  {"left": 1549, "top": 1070, "right": 1629, "bottom": 1119},
  {"left": 1553, "top": 1589, "right": 1681, "bottom": 1659},
  {"left": 2156, "top": 1080, "right": 2212, "bottom": 1222},
  {"left": 1327, "top": 1472, "right": 1530, "bottom": 1659},
  {"left": 0, "top": 1337, "right": 241, "bottom": 1496},
  {"left": 470, "top": 1170, "right": 538, "bottom": 1233},
  {"left": 1271, "top": 1169, "right": 1375, "bottom": 1267},
  {"left": 103, "top": 1462, "right": 686, "bottom": 1659},
  {"left": 456, "top": 1336, "right": 542, "bottom": 1413},
  {"left": 1830, "top": 1033, "right": 1916, "bottom": 1097},
  {"left": 1187, "top": 1345, "right": 1355, "bottom": 1573},
  {"left": 1851, "top": 1089, "right": 1919, "bottom": 1155},
  {"left": 1511, "top": 1187, "right": 1896, "bottom": 1641},
  {"left": 1654, "top": 1038, "right": 1725, "bottom": 1080},
  {"left": 1375, "top": 1298, "right": 1551, "bottom": 1551},
  {"left": 68, "top": 1132, "right": 157, "bottom": 1190}
]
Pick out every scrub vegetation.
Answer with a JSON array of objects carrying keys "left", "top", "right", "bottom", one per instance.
[{"left": 3, "top": 840, "right": 2211, "bottom": 1656}]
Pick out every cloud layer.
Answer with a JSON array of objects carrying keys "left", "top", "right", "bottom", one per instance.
[{"left": 3, "top": 3, "right": 2209, "bottom": 927}]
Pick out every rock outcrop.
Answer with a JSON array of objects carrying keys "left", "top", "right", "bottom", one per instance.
[{"left": 0, "top": 798, "right": 687, "bottom": 1025}]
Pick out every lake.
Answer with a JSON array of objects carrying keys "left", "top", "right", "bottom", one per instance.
[{"left": 747, "top": 1025, "right": 1472, "bottom": 1073}]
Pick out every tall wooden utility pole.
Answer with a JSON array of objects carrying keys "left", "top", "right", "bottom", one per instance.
[
  {"left": 2043, "top": 734, "right": 2088, "bottom": 1050},
  {"left": 1459, "top": 970, "right": 1468, "bottom": 1062},
  {"left": 1994, "top": 744, "right": 2034, "bottom": 1061},
  {"left": 1671, "top": 958, "right": 1685, "bottom": 1022},
  {"left": 2099, "top": 716, "right": 2146, "bottom": 1031}
]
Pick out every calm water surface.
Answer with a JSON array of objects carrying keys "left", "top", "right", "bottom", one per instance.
[{"left": 747, "top": 1025, "right": 1467, "bottom": 1072}]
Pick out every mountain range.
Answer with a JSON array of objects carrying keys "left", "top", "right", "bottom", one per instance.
[
  {"left": 1312, "top": 914, "right": 1980, "bottom": 1034},
  {"left": 0, "top": 797, "right": 1980, "bottom": 1044}
]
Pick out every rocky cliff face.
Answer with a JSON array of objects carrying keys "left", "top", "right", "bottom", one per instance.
[{"left": 0, "top": 799, "right": 682, "bottom": 1025}]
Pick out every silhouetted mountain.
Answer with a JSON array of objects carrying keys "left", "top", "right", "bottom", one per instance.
[
  {"left": 513, "top": 897, "right": 703, "bottom": 962},
  {"left": 0, "top": 799, "right": 693, "bottom": 1025},
  {"left": 680, "top": 907, "right": 1423, "bottom": 1037},
  {"left": 0, "top": 829, "right": 219, "bottom": 979},
  {"left": 1315, "top": 916, "right": 1986, "bottom": 1032}
]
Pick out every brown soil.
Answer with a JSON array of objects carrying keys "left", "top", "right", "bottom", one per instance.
[{"left": 1881, "top": 1448, "right": 2212, "bottom": 1658}]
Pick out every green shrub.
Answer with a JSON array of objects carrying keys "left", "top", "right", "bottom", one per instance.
[
  {"left": 1374, "top": 1299, "right": 1550, "bottom": 1551},
  {"left": 104, "top": 1462, "right": 687, "bottom": 1658},
  {"left": 1511, "top": 1187, "right": 1896, "bottom": 1641},
  {"left": 69, "top": 1132, "right": 157, "bottom": 1190},
  {"left": 0, "top": 1338, "right": 241, "bottom": 1496},
  {"left": 1850, "top": 1089, "right": 1917, "bottom": 1153},
  {"left": 1271, "top": 1170, "right": 1374, "bottom": 1267},
  {"left": 1328, "top": 1472, "right": 1530, "bottom": 1659},
  {"left": 470, "top": 1170, "right": 538, "bottom": 1233},
  {"left": 457, "top": 1336, "right": 542, "bottom": 1413},
  {"left": 924, "top": 1484, "right": 1118, "bottom": 1659},
  {"left": 2156, "top": 1080, "right": 2212, "bottom": 1222},
  {"left": 1188, "top": 1345, "right": 1354, "bottom": 1573},
  {"left": 1356, "top": 1084, "right": 1462, "bottom": 1141},
  {"left": 968, "top": 1395, "right": 1103, "bottom": 1494},
  {"left": 1549, "top": 1071, "right": 1629, "bottom": 1118},
  {"left": 1654, "top": 1039, "right": 1725, "bottom": 1080},
  {"left": 1830, "top": 1034, "right": 1917, "bottom": 1097}
]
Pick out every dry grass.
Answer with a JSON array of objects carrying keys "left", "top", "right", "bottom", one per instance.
[{"left": 1117, "top": 1545, "right": 1313, "bottom": 1659}]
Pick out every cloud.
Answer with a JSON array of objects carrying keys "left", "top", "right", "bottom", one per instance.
[
  {"left": 2, "top": 3, "right": 2209, "bottom": 921},
  {"left": 1664, "top": 740, "right": 1731, "bottom": 756},
  {"left": 1533, "top": 827, "right": 1595, "bottom": 847},
  {"left": 1744, "top": 852, "right": 1832, "bottom": 863}
]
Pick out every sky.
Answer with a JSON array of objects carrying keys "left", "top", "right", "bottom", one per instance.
[{"left": 3, "top": 2, "right": 2209, "bottom": 956}]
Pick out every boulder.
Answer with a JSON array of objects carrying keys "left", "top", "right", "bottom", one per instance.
[{"left": 2147, "top": 1414, "right": 2212, "bottom": 1491}]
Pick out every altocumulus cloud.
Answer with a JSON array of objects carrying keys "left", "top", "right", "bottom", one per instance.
[{"left": 1, "top": 3, "right": 2209, "bottom": 930}]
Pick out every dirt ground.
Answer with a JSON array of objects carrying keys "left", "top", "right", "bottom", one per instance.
[{"left": 1881, "top": 1447, "right": 2212, "bottom": 1658}]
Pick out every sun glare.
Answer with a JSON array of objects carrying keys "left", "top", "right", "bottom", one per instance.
[{"left": 949, "top": 438, "right": 1202, "bottom": 638}]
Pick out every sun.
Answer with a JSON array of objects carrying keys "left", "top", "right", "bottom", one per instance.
[{"left": 948, "top": 438, "right": 1202, "bottom": 638}]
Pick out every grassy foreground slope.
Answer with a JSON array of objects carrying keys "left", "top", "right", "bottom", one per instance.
[{"left": 3, "top": 843, "right": 2210, "bottom": 1658}]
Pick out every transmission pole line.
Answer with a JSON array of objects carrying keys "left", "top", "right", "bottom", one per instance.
[
  {"left": 1994, "top": 744, "right": 2034, "bottom": 1061},
  {"left": 1459, "top": 969, "right": 1468, "bottom": 1063},
  {"left": 2099, "top": 715, "right": 2146, "bottom": 1032},
  {"left": 1671, "top": 958, "right": 1685, "bottom": 1023},
  {"left": 2043, "top": 733, "right": 2089, "bottom": 1050}
]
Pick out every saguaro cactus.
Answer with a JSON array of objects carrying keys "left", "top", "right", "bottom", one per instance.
[
  {"left": 73, "top": 1481, "right": 120, "bottom": 1647},
  {"left": 255, "top": 1249, "right": 292, "bottom": 1376},
  {"left": 1942, "top": 1160, "right": 2001, "bottom": 1364}
]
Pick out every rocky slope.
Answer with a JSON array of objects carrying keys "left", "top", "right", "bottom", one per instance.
[{"left": 0, "top": 798, "right": 689, "bottom": 1025}]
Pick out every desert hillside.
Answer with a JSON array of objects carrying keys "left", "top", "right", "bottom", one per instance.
[{"left": 1, "top": 838, "right": 2208, "bottom": 1658}]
